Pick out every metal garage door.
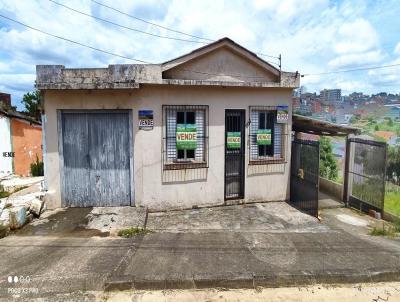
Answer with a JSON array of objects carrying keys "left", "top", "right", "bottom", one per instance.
[{"left": 59, "top": 110, "right": 132, "bottom": 207}]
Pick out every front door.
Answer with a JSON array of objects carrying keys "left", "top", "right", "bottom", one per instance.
[{"left": 224, "top": 109, "right": 245, "bottom": 200}]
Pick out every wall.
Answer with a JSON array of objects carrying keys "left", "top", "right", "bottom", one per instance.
[
  {"left": 43, "top": 86, "right": 292, "bottom": 209},
  {"left": 319, "top": 177, "right": 343, "bottom": 201},
  {"left": 10, "top": 118, "right": 42, "bottom": 176},
  {"left": 0, "top": 114, "right": 13, "bottom": 178},
  {"left": 163, "top": 47, "right": 278, "bottom": 82}
]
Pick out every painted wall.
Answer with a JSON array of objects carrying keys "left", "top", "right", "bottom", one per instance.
[
  {"left": 0, "top": 114, "right": 13, "bottom": 178},
  {"left": 43, "top": 86, "right": 292, "bottom": 209},
  {"left": 10, "top": 118, "right": 42, "bottom": 176}
]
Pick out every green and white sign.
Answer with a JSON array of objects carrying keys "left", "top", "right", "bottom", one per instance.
[
  {"left": 277, "top": 105, "right": 289, "bottom": 123},
  {"left": 256, "top": 129, "right": 272, "bottom": 145},
  {"left": 227, "top": 132, "right": 241, "bottom": 149},
  {"left": 176, "top": 124, "right": 197, "bottom": 150}
]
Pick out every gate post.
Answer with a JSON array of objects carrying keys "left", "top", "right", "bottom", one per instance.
[{"left": 343, "top": 135, "right": 351, "bottom": 206}]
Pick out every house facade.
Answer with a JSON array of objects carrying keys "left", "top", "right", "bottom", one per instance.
[{"left": 36, "top": 38, "right": 299, "bottom": 210}]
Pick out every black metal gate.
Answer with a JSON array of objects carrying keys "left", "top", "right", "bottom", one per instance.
[
  {"left": 290, "top": 139, "right": 319, "bottom": 217},
  {"left": 224, "top": 109, "right": 245, "bottom": 200},
  {"left": 344, "top": 138, "right": 387, "bottom": 213}
]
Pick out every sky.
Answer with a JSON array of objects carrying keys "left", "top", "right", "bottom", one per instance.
[{"left": 0, "top": 0, "right": 399, "bottom": 110}]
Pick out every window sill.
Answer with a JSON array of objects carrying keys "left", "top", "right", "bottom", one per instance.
[
  {"left": 249, "top": 159, "right": 286, "bottom": 165},
  {"left": 163, "top": 161, "right": 208, "bottom": 170}
]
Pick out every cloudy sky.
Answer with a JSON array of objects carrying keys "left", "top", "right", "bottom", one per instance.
[{"left": 0, "top": 0, "right": 399, "bottom": 109}]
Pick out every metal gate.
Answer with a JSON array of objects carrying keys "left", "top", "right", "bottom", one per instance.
[
  {"left": 224, "top": 109, "right": 245, "bottom": 200},
  {"left": 59, "top": 110, "right": 133, "bottom": 207},
  {"left": 290, "top": 139, "right": 319, "bottom": 217},
  {"left": 344, "top": 138, "right": 387, "bottom": 213}
]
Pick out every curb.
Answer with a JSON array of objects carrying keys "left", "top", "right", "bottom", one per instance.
[{"left": 104, "top": 270, "right": 400, "bottom": 291}]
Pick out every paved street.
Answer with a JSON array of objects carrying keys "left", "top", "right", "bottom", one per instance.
[{"left": 0, "top": 202, "right": 400, "bottom": 300}]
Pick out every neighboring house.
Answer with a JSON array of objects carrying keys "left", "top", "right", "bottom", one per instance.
[
  {"left": 0, "top": 105, "right": 42, "bottom": 178},
  {"left": 36, "top": 38, "right": 300, "bottom": 210}
]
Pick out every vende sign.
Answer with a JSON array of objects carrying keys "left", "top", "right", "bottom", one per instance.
[
  {"left": 256, "top": 129, "right": 271, "bottom": 145},
  {"left": 227, "top": 132, "right": 241, "bottom": 149},
  {"left": 176, "top": 124, "right": 197, "bottom": 150}
]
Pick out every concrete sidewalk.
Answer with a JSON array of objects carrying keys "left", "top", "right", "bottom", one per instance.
[{"left": 0, "top": 203, "right": 400, "bottom": 299}]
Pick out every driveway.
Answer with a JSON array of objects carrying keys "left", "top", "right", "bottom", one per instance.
[{"left": 1, "top": 202, "right": 400, "bottom": 300}]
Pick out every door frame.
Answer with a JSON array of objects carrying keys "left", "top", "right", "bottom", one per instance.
[
  {"left": 57, "top": 109, "right": 134, "bottom": 207},
  {"left": 224, "top": 109, "right": 246, "bottom": 201}
]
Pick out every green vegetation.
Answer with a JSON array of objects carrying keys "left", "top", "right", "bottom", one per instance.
[
  {"left": 319, "top": 137, "right": 338, "bottom": 181},
  {"left": 0, "top": 184, "right": 11, "bottom": 199},
  {"left": 352, "top": 114, "right": 400, "bottom": 137},
  {"left": 385, "top": 182, "right": 400, "bottom": 217},
  {"left": 117, "top": 227, "right": 151, "bottom": 238},
  {"left": 22, "top": 89, "right": 41, "bottom": 118},
  {"left": 369, "top": 220, "right": 400, "bottom": 237},
  {"left": 30, "top": 155, "right": 44, "bottom": 177}
]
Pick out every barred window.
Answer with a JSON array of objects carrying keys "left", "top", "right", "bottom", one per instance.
[
  {"left": 249, "top": 106, "right": 287, "bottom": 164},
  {"left": 163, "top": 105, "right": 208, "bottom": 170}
]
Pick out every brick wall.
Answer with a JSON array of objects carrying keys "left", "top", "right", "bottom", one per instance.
[{"left": 10, "top": 118, "right": 42, "bottom": 176}]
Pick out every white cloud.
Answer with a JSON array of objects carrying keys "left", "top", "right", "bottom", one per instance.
[
  {"left": 333, "top": 18, "right": 379, "bottom": 54},
  {"left": 0, "top": 0, "right": 399, "bottom": 109},
  {"left": 328, "top": 50, "right": 383, "bottom": 69}
]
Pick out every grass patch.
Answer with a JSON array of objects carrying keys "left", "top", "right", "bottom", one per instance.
[
  {"left": 385, "top": 183, "right": 400, "bottom": 217},
  {"left": 0, "top": 191, "right": 10, "bottom": 199},
  {"left": 369, "top": 220, "right": 400, "bottom": 237},
  {"left": 117, "top": 227, "right": 151, "bottom": 238},
  {"left": 12, "top": 186, "right": 28, "bottom": 193}
]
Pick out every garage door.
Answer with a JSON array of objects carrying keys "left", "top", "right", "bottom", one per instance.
[{"left": 60, "top": 110, "right": 132, "bottom": 207}]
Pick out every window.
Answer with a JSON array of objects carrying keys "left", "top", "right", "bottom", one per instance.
[
  {"left": 249, "top": 106, "right": 287, "bottom": 164},
  {"left": 163, "top": 105, "right": 208, "bottom": 169}
]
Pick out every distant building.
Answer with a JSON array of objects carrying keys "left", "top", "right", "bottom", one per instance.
[
  {"left": 320, "top": 89, "right": 342, "bottom": 104},
  {"left": 311, "top": 100, "right": 322, "bottom": 113},
  {"left": 292, "top": 97, "right": 300, "bottom": 111}
]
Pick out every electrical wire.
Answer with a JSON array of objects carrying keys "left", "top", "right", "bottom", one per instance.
[
  {"left": 89, "top": 0, "right": 281, "bottom": 60},
  {"left": 0, "top": 14, "right": 151, "bottom": 63},
  {"left": 48, "top": 0, "right": 206, "bottom": 44},
  {"left": 302, "top": 63, "right": 400, "bottom": 77},
  {"left": 90, "top": 0, "right": 213, "bottom": 43},
  {"left": 0, "top": 14, "right": 280, "bottom": 79}
]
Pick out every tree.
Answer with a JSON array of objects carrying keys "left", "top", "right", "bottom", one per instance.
[
  {"left": 22, "top": 90, "right": 41, "bottom": 118},
  {"left": 319, "top": 137, "right": 338, "bottom": 181}
]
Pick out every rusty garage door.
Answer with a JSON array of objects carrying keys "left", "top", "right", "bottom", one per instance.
[{"left": 59, "top": 110, "right": 133, "bottom": 207}]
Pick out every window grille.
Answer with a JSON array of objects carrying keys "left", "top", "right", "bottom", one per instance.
[
  {"left": 162, "top": 105, "right": 209, "bottom": 170},
  {"left": 249, "top": 106, "right": 288, "bottom": 164}
]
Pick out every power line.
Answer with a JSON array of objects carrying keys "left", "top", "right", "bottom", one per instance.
[
  {"left": 48, "top": 0, "right": 205, "bottom": 44},
  {"left": 90, "top": 0, "right": 281, "bottom": 60},
  {"left": 302, "top": 63, "right": 400, "bottom": 77},
  {"left": 0, "top": 14, "right": 280, "bottom": 80},
  {"left": 0, "top": 14, "right": 151, "bottom": 63},
  {"left": 90, "top": 0, "right": 213, "bottom": 43}
]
